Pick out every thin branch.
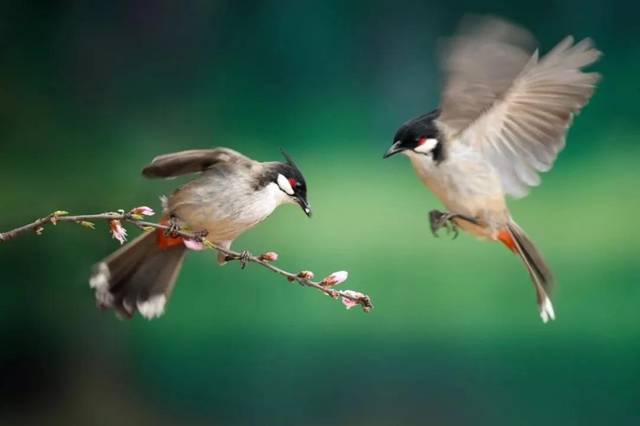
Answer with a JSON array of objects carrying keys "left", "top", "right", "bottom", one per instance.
[{"left": 0, "top": 209, "right": 373, "bottom": 312}]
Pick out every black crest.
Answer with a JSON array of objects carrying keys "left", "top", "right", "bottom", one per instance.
[{"left": 254, "top": 149, "right": 308, "bottom": 192}]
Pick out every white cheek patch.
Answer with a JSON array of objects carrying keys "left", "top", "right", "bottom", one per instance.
[
  {"left": 414, "top": 138, "right": 438, "bottom": 155},
  {"left": 277, "top": 173, "right": 294, "bottom": 195}
]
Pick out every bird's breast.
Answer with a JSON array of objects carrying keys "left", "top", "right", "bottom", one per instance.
[
  {"left": 167, "top": 175, "right": 279, "bottom": 243},
  {"left": 408, "top": 149, "right": 508, "bottom": 232}
]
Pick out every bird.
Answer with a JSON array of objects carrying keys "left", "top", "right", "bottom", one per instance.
[
  {"left": 89, "top": 147, "right": 311, "bottom": 320},
  {"left": 383, "top": 16, "right": 601, "bottom": 322}
]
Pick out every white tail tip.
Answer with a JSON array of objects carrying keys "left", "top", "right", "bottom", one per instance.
[
  {"left": 539, "top": 296, "right": 556, "bottom": 323},
  {"left": 137, "top": 295, "right": 167, "bottom": 320},
  {"left": 89, "top": 263, "right": 110, "bottom": 291}
]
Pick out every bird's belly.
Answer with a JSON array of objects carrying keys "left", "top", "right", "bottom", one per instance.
[
  {"left": 167, "top": 179, "right": 277, "bottom": 244},
  {"left": 412, "top": 156, "right": 508, "bottom": 236},
  {"left": 169, "top": 202, "right": 255, "bottom": 242}
]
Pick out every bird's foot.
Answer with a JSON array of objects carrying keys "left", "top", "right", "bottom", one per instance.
[
  {"left": 192, "top": 229, "right": 209, "bottom": 242},
  {"left": 238, "top": 250, "right": 251, "bottom": 269},
  {"left": 165, "top": 215, "right": 181, "bottom": 238},
  {"left": 428, "top": 210, "right": 479, "bottom": 239},
  {"left": 225, "top": 250, "right": 252, "bottom": 269}
]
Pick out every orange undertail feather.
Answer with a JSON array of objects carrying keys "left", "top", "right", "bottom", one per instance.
[
  {"left": 156, "top": 218, "right": 184, "bottom": 250},
  {"left": 497, "top": 229, "right": 518, "bottom": 254}
]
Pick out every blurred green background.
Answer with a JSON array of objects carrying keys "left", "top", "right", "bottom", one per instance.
[{"left": 1, "top": 1, "right": 639, "bottom": 425}]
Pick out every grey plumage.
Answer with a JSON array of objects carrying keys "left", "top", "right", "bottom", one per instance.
[
  {"left": 90, "top": 147, "right": 310, "bottom": 320},
  {"left": 437, "top": 16, "right": 601, "bottom": 197},
  {"left": 386, "top": 16, "right": 601, "bottom": 322}
]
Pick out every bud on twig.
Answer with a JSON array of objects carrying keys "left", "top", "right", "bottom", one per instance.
[
  {"left": 320, "top": 271, "right": 349, "bottom": 287},
  {"left": 340, "top": 290, "right": 367, "bottom": 310},
  {"left": 131, "top": 206, "right": 155, "bottom": 216},
  {"left": 129, "top": 206, "right": 155, "bottom": 220},
  {"left": 297, "top": 270, "right": 315, "bottom": 280},
  {"left": 259, "top": 251, "right": 279, "bottom": 262},
  {"left": 109, "top": 220, "right": 127, "bottom": 245},
  {"left": 51, "top": 210, "right": 69, "bottom": 225}
]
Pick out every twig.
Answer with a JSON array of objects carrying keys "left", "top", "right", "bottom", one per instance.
[{"left": 0, "top": 209, "right": 373, "bottom": 312}]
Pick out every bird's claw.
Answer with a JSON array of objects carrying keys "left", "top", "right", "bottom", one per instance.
[
  {"left": 428, "top": 210, "right": 460, "bottom": 239},
  {"left": 429, "top": 210, "right": 481, "bottom": 239},
  {"left": 165, "top": 215, "right": 181, "bottom": 238},
  {"left": 238, "top": 250, "right": 251, "bottom": 269},
  {"left": 192, "top": 229, "right": 209, "bottom": 241},
  {"left": 223, "top": 250, "right": 251, "bottom": 268}
]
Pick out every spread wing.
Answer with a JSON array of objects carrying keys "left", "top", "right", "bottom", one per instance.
[
  {"left": 142, "top": 148, "right": 255, "bottom": 179},
  {"left": 437, "top": 16, "right": 601, "bottom": 198}
]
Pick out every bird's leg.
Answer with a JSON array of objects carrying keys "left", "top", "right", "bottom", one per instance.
[
  {"left": 428, "top": 210, "right": 479, "bottom": 239},
  {"left": 192, "top": 229, "right": 209, "bottom": 242},
  {"left": 238, "top": 250, "right": 252, "bottom": 269},
  {"left": 165, "top": 215, "right": 181, "bottom": 238},
  {"left": 225, "top": 250, "right": 252, "bottom": 269}
]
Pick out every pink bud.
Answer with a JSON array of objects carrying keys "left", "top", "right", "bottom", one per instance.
[
  {"left": 131, "top": 206, "right": 155, "bottom": 216},
  {"left": 259, "top": 251, "right": 279, "bottom": 262},
  {"left": 321, "top": 271, "right": 349, "bottom": 287},
  {"left": 183, "top": 238, "right": 204, "bottom": 251},
  {"left": 341, "top": 290, "right": 365, "bottom": 310},
  {"left": 109, "top": 220, "right": 127, "bottom": 245},
  {"left": 297, "top": 270, "right": 315, "bottom": 280}
]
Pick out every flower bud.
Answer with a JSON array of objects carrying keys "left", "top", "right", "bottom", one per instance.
[
  {"left": 340, "top": 290, "right": 365, "bottom": 310},
  {"left": 131, "top": 206, "right": 155, "bottom": 216},
  {"left": 109, "top": 220, "right": 127, "bottom": 245},
  {"left": 321, "top": 271, "right": 348, "bottom": 287},
  {"left": 259, "top": 251, "right": 279, "bottom": 262},
  {"left": 297, "top": 270, "right": 315, "bottom": 280}
]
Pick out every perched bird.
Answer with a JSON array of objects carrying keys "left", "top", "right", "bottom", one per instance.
[
  {"left": 383, "top": 16, "right": 600, "bottom": 322},
  {"left": 90, "top": 148, "right": 311, "bottom": 319}
]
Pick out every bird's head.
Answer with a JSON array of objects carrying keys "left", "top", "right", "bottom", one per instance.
[
  {"left": 384, "top": 109, "right": 442, "bottom": 160},
  {"left": 271, "top": 150, "right": 311, "bottom": 217}
]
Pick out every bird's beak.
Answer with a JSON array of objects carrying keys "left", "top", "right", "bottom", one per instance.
[
  {"left": 383, "top": 141, "right": 404, "bottom": 159},
  {"left": 297, "top": 197, "right": 312, "bottom": 217}
]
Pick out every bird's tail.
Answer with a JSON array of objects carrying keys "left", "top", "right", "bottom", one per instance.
[
  {"left": 89, "top": 229, "right": 187, "bottom": 319},
  {"left": 498, "top": 220, "right": 555, "bottom": 323}
]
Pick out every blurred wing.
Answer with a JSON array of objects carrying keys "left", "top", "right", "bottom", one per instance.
[
  {"left": 437, "top": 16, "right": 537, "bottom": 136},
  {"left": 142, "top": 148, "right": 254, "bottom": 179},
  {"left": 438, "top": 17, "right": 601, "bottom": 198}
]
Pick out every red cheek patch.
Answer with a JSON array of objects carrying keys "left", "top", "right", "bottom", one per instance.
[
  {"left": 289, "top": 178, "right": 298, "bottom": 187},
  {"left": 418, "top": 137, "right": 427, "bottom": 145}
]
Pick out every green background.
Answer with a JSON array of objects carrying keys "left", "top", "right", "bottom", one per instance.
[{"left": 1, "top": 1, "right": 638, "bottom": 425}]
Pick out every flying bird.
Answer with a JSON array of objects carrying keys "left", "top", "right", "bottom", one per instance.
[
  {"left": 90, "top": 148, "right": 311, "bottom": 319},
  {"left": 383, "top": 16, "right": 601, "bottom": 322}
]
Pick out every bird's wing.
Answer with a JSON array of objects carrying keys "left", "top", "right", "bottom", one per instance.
[
  {"left": 436, "top": 16, "right": 601, "bottom": 198},
  {"left": 142, "top": 148, "right": 255, "bottom": 179}
]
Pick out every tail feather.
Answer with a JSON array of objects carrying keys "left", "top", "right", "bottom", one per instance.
[
  {"left": 506, "top": 221, "right": 555, "bottom": 323},
  {"left": 90, "top": 230, "right": 186, "bottom": 320}
]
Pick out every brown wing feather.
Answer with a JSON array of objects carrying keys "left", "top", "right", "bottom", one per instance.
[
  {"left": 437, "top": 16, "right": 601, "bottom": 198},
  {"left": 142, "top": 148, "right": 254, "bottom": 179}
]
